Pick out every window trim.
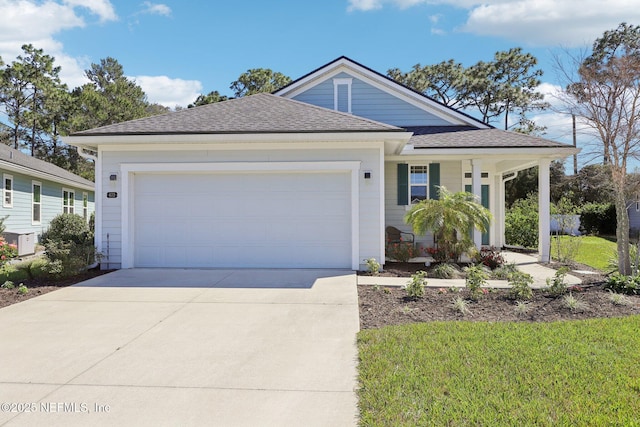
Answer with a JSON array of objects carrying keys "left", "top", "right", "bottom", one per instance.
[
  {"left": 62, "top": 188, "right": 75, "bottom": 214},
  {"left": 333, "top": 77, "right": 352, "bottom": 113},
  {"left": 32, "top": 181, "right": 42, "bottom": 225},
  {"left": 3, "top": 174, "right": 13, "bottom": 208},
  {"left": 409, "top": 164, "right": 429, "bottom": 204},
  {"left": 82, "top": 192, "right": 89, "bottom": 220}
]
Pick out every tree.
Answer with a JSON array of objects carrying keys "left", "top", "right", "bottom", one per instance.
[
  {"left": 404, "top": 186, "right": 492, "bottom": 262},
  {"left": 461, "top": 48, "right": 547, "bottom": 129},
  {"left": 388, "top": 48, "right": 548, "bottom": 129},
  {"left": 0, "top": 44, "right": 67, "bottom": 156},
  {"left": 71, "top": 57, "right": 149, "bottom": 131},
  {"left": 188, "top": 90, "right": 228, "bottom": 108},
  {"left": 230, "top": 68, "right": 291, "bottom": 97},
  {"left": 387, "top": 60, "right": 466, "bottom": 108},
  {"left": 563, "top": 23, "right": 640, "bottom": 275}
]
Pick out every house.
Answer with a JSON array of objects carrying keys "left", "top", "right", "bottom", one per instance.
[
  {"left": 64, "top": 57, "right": 577, "bottom": 270},
  {"left": 0, "top": 143, "right": 95, "bottom": 252}
]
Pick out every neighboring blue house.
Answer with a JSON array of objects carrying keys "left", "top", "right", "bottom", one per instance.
[{"left": 0, "top": 143, "right": 95, "bottom": 252}]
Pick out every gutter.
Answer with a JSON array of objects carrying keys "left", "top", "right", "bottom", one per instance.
[{"left": 77, "top": 146, "right": 98, "bottom": 162}]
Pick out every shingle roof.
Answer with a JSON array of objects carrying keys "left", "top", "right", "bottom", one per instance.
[
  {"left": 0, "top": 144, "right": 94, "bottom": 188},
  {"left": 73, "top": 93, "right": 403, "bottom": 136},
  {"left": 406, "top": 126, "right": 573, "bottom": 149}
]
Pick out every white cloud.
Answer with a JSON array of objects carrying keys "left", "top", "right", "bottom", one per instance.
[
  {"left": 140, "top": 1, "right": 171, "bottom": 16},
  {"left": 0, "top": 0, "right": 84, "bottom": 43},
  {"left": 134, "top": 75, "right": 203, "bottom": 108},
  {"left": 0, "top": 0, "right": 118, "bottom": 88},
  {"left": 62, "top": 0, "right": 117, "bottom": 22},
  {"left": 460, "top": 0, "right": 640, "bottom": 47},
  {"left": 347, "top": 0, "right": 425, "bottom": 12},
  {"left": 347, "top": 0, "right": 640, "bottom": 47}
]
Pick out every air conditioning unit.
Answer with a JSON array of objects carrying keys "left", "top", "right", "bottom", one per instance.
[{"left": 3, "top": 231, "right": 36, "bottom": 257}]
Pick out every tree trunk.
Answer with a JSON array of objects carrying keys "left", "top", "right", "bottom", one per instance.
[{"left": 613, "top": 168, "right": 631, "bottom": 275}]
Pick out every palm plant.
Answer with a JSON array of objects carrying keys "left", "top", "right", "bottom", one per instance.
[{"left": 404, "top": 186, "right": 492, "bottom": 262}]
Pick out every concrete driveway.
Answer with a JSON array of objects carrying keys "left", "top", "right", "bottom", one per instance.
[{"left": 0, "top": 269, "right": 359, "bottom": 427}]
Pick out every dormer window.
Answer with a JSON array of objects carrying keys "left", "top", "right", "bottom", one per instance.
[{"left": 333, "top": 78, "right": 352, "bottom": 113}]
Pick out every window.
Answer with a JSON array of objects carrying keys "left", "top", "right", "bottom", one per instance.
[
  {"left": 83, "top": 192, "right": 88, "bottom": 220},
  {"left": 410, "top": 165, "right": 428, "bottom": 203},
  {"left": 333, "top": 78, "right": 352, "bottom": 113},
  {"left": 32, "top": 181, "right": 41, "bottom": 225},
  {"left": 63, "top": 189, "right": 75, "bottom": 214},
  {"left": 3, "top": 174, "right": 13, "bottom": 208}
]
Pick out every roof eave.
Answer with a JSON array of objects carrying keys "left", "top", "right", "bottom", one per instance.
[
  {"left": 399, "top": 146, "right": 580, "bottom": 158},
  {"left": 0, "top": 160, "right": 94, "bottom": 191},
  {"left": 64, "top": 131, "right": 413, "bottom": 148}
]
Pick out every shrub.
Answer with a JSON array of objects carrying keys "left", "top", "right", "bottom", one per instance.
[
  {"left": 405, "top": 271, "right": 427, "bottom": 299},
  {"left": 604, "top": 273, "right": 639, "bottom": 295},
  {"left": 545, "top": 267, "right": 569, "bottom": 296},
  {"left": 562, "top": 293, "right": 588, "bottom": 312},
  {"left": 41, "top": 214, "right": 95, "bottom": 277},
  {"left": 0, "top": 240, "right": 17, "bottom": 266},
  {"left": 492, "top": 262, "right": 518, "bottom": 279},
  {"left": 476, "top": 246, "right": 505, "bottom": 269},
  {"left": 579, "top": 203, "right": 616, "bottom": 235},
  {"left": 1, "top": 280, "right": 14, "bottom": 289},
  {"left": 424, "top": 247, "right": 449, "bottom": 263},
  {"left": 451, "top": 296, "right": 471, "bottom": 315},
  {"left": 386, "top": 242, "right": 419, "bottom": 263},
  {"left": 514, "top": 301, "right": 530, "bottom": 316},
  {"left": 364, "top": 258, "right": 380, "bottom": 275},
  {"left": 505, "top": 194, "right": 538, "bottom": 248},
  {"left": 508, "top": 271, "right": 534, "bottom": 300},
  {"left": 16, "top": 284, "right": 28, "bottom": 295},
  {"left": 608, "top": 290, "right": 633, "bottom": 306},
  {"left": 432, "top": 263, "right": 458, "bottom": 279},
  {"left": 465, "top": 264, "right": 488, "bottom": 301}
]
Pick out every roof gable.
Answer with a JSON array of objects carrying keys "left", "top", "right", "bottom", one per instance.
[
  {"left": 72, "top": 93, "right": 404, "bottom": 136},
  {"left": 274, "top": 56, "right": 489, "bottom": 129}
]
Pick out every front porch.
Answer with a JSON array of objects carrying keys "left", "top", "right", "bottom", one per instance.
[{"left": 384, "top": 156, "right": 555, "bottom": 263}]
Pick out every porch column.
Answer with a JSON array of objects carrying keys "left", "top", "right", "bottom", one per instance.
[
  {"left": 538, "top": 159, "right": 551, "bottom": 262},
  {"left": 471, "top": 159, "right": 482, "bottom": 249},
  {"left": 494, "top": 173, "right": 504, "bottom": 247}
]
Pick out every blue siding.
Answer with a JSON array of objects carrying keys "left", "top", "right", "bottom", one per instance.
[
  {"left": 292, "top": 72, "right": 453, "bottom": 127},
  {"left": 0, "top": 168, "right": 95, "bottom": 240}
]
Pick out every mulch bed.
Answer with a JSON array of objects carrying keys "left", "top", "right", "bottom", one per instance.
[
  {"left": 0, "top": 268, "right": 113, "bottom": 309},
  {"left": 358, "top": 261, "right": 640, "bottom": 329}
]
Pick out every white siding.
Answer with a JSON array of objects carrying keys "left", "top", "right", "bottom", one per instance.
[
  {"left": 99, "top": 145, "right": 383, "bottom": 269},
  {"left": 293, "top": 72, "right": 453, "bottom": 127}
]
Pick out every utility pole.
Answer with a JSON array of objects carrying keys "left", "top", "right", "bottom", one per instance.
[{"left": 572, "top": 114, "right": 578, "bottom": 175}]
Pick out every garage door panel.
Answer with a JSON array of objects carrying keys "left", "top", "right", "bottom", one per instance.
[{"left": 134, "top": 171, "right": 352, "bottom": 268}]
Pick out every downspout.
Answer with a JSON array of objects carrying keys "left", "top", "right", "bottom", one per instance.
[
  {"left": 77, "top": 146, "right": 100, "bottom": 269},
  {"left": 77, "top": 146, "right": 97, "bottom": 162},
  {"left": 501, "top": 171, "right": 519, "bottom": 249}
]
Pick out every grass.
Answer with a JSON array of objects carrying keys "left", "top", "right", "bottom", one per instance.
[
  {"left": 551, "top": 235, "right": 616, "bottom": 271},
  {"left": 358, "top": 316, "right": 640, "bottom": 426}
]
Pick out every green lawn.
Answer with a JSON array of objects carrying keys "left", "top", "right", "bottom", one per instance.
[
  {"left": 551, "top": 235, "right": 616, "bottom": 271},
  {"left": 358, "top": 317, "right": 640, "bottom": 426}
]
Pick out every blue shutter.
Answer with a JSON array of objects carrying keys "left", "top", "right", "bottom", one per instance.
[
  {"left": 397, "top": 163, "right": 408, "bottom": 205},
  {"left": 429, "top": 163, "right": 440, "bottom": 200}
]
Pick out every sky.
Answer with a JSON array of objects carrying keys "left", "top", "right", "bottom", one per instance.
[{"left": 1, "top": 0, "right": 639, "bottom": 167}]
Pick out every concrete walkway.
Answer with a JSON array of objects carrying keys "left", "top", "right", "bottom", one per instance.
[
  {"left": 0, "top": 269, "right": 359, "bottom": 427},
  {"left": 358, "top": 252, "right": 582, "bottom": 289}
]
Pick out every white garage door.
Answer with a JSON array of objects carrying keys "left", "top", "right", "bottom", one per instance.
[{"left": 133, "top": 172, "right": 352, "bottom": 268}]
